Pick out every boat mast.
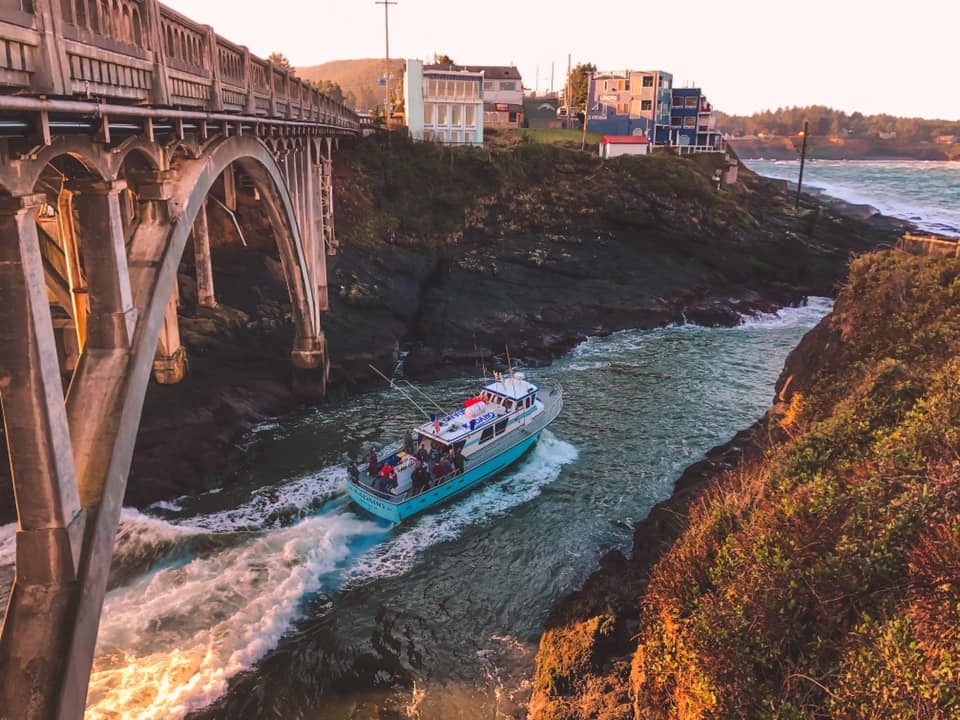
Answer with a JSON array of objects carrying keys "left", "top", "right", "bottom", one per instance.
[{"left": 368, "top": 363, "right": 432, "bottom": 419}]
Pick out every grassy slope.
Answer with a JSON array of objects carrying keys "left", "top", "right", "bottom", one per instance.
[
  {"left": 532, "top": 250, "right": 960, "bottom": 719},
  {"left": 296, "top": 58, "right": 404, "bottom": 109}
]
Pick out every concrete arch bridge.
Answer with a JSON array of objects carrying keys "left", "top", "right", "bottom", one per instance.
[{"left": 0, "top": 1, "right": 360, "bottom": 716}]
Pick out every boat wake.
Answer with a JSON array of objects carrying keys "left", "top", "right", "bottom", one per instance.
[
  {"left": 84, "top": 431, "right": 575, "bottom": 719},
  {"left": 341, "top": 430, "right": 578, "bottom": 589},
  {"left": 86, "top": 511, "right": 380, "bottom": 720}
]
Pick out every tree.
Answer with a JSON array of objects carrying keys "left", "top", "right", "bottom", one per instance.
[
  {"left": 433, "top": 53, "right": 456, "bottom": 66},
  {"left": 307, "top": 78, "right": 347, "bottom": 105},
  {"left": 566, "top": 62, "right": 596, "bottom": 109},
  {"left": 267, "top": 52, "right": 291, "bottom": 71}
]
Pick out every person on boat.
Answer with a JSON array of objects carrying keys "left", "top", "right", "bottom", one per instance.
[
  {"left": 403, "top": 429, "right": 416, "bottom": 454},
  {"left": 452, "top": 448, "right": 465, "bottom": 475},
  {"left": 366, "top": 448, "right": 378, "bottom": 477},
  {"left": 434, "top": 455, "right": 452, "bottom": 482},
  {"left": 379, "top": 462, "right": 397, "bottom": 488},
  {"left": 347, "top": 463, "right": 360, "bottom": 484},
  {"left": 429, "top": 443, "right": 443, "bottom": 463},
  {"left": 416, "top": 442, "right": 429, "bottom": 464},
  {"left": 411, "top": 460, "right": 430, "bottom": 494}
]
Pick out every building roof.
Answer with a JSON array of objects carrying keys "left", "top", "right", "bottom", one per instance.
[
  {"left": 600, "top": 135, "right": 649, "bottom": 144},
  {"left": 427, "top": 64, "right": 522, "bottom": 81}
]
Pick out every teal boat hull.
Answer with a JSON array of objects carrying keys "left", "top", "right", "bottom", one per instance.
[{"left": 347, "top": 431, "right": 542, "bottom": 523}]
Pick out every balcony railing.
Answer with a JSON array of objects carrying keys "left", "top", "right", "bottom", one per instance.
[{"left": 0, "top": 0, "right": 358, "bottom": 130}]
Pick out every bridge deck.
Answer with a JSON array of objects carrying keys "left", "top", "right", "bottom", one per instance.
[{"left": 0, "top": 0, "right": 358, "bottom": 132}]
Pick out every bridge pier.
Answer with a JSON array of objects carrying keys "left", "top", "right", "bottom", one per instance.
[
  {"left": 192, "top": 197, "right": 217, "bottom": 308},
  {"left": 152, "top": 280, "right": 187, "bottom": 384},
  {"left": 0, "top": 193, "right": 86, "bottom": 720},
  {"left": 68, "top": 179, "right": 138, "bottom": 350}
]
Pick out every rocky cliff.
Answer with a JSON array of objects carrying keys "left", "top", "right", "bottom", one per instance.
[
  {"left": 0, "top": 133, "right": 910, "bottom": 517},
  {"left": 529, "top": 249, "right": 960, "bottom": 719}
]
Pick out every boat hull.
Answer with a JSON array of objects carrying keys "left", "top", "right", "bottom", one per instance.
[{"left": 347, "top": 430, "right": 542, "bottom": 523}]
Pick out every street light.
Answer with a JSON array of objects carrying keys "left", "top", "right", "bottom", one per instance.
[{"left": 795, "top": 120, "right": 808, "bottom": 210}]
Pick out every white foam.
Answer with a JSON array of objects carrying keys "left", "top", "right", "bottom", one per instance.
[
  {"left": 737, "top": 296, "right": 833, "bottom": 329},
  {"left": 0, "top": 522, "right": 16, "bottom": 568},
  {"left": 146, "top": 498, "right": 184, "bottom": 513},
  {"left": 86, "top": 512, "right": 380, "bottom": 720},
  {"left": 341, "top": 431, "right": 577, "bottom": 588},
  {"left": 180, "top": 465, "right": 347, "bottom": 533}
]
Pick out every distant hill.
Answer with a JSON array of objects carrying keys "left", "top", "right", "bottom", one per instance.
[{"left": 297, "top": 58, "right": 404, "bottom": 112}]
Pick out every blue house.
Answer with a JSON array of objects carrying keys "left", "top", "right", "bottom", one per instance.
[
  {"left": 586, "top": 70, "right": 672, "bottom": 142},
  {"left": 668, "top": 88, "right": 723, "bottom": 152}
]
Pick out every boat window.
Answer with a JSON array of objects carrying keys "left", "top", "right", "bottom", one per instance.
[
  {"left": 505, "top": 400, "right": 514, "bottom": 412},
  {"left": 479, "top": 427, "right": 494, "bottom": 444},
  {"left": 494, "top": 419, "right": 508, "bottom": 436}
]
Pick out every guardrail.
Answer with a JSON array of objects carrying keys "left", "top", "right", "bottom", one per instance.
[{"left": 0, "top": 0, "right": 358, "bottom": 130}]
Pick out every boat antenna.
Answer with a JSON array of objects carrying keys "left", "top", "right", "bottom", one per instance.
[
  {"left": 399, "top": 378, "right": 449, "bottom": 416},
  {"left": 505, "top": 345, "right": 515, "bottom": 389},
  {"left": 368, "top": 364, "right": 432, "bottom": 419}
]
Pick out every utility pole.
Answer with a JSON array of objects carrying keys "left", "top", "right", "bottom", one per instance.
[
  {"left": 550, "top": 61, "right": 554, "bottom": 94},
  {"left": 581, "top": 71, "right": 592, "bottom": 151},
  {"left": 795, "top": 120, "right": 809, "bottom": 209},
  {"left": 375, "top": 0, "right": 397, "bottom": 122}
]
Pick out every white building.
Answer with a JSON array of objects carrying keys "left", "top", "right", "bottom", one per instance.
[
  {"left": 403, "top": 59, "right": 485, "bottom": 146},
  {"left": 599, "top": 135, "right": 650, "bottom": 159}
]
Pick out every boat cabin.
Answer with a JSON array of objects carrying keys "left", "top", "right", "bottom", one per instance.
[{"left": 413, "top": 373, "right": 541, "bottom": 457}]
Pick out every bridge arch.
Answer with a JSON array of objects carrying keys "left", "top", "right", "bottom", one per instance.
[{"left": 142, "top": 134, "right": 319, "bottom": 348}]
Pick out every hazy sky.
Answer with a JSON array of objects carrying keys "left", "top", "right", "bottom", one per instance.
[{"left": 165, "top": 0, "right": 959, "bottom": 120}]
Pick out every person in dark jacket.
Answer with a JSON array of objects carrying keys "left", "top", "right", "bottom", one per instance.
[
  {"left": 452, "top": 448, "right": 465, "bottom": 475},
  {"left": 366, "top": 448, "right": 378, "bottom": 477},
  {"left": 411, "top": 461, "right": 430, "bottom": 494}
]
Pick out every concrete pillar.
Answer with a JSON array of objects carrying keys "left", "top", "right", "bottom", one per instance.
[
  {"left": 192, "top": 197, "right": 217, "bottom": 308},
  {"left": 222, "top": 164, "right": 237, "bottom": 212},
  {"left": 68, "top": 179, "right": 138, "bottom": 350},
  {"left": 0, "top": 193, "right": 86, "bottom": 720},
  {"left": 58, "top": 190, "right": 89, "bottom": 349},
  {"left": 152, "top": 280, "right": 187, "bottom": 384}
]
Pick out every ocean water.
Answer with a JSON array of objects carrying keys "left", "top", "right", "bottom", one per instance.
[{"left": 745, "top": 159, "right": 960, "bottom": 236}]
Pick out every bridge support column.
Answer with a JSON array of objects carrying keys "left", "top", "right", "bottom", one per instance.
[
  {"left": 291, "top": 334, "right": 328, "bottom": 400},
  {"left": 68, "top": 179, "right": 138, "bottom": 350},
  {"left": 322, "top": 137, "right": 337, "bottom": 255},
  {"left": 0, "top": 193, "right": 86, "bottom": 720},
  {"left": 192, "top": 197, "right": 217, "bottom": 308},
  {"left": 152, "top": 280, "right": 187, "bottom": 384},
  {"left": 222, "top": 165, "right": 237, "bottom": 212}
]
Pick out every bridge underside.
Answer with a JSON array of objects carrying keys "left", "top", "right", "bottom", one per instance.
[{"left": 0, "top": 107, "right": 346, "bottom": 717}]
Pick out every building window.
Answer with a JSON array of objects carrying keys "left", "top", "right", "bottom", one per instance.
[
  {"left": 501, "top": 81, "right": 516, "bottom": 91},
  {"left": 617, "top": 79, "right": 624, "bottom": 91},
  {"left": 508, "top": 111, "right": 517, "bottom": 123},
  {"left": 452, "top": 103, "right": 461, "bottom": 125},
  {"left": 465, "top": 104, "right": 476, "bottom": 125},
  {"left": 483, "top": 80, "right": 495, "bottom": 91},
  {"left": 642, "top": 75, "right": 653, "bottom": 87},
  {"left": 671, "top": 116, "right": 682, "bottom": 127},
  {"left": 424, "top": 102, "right": 435, "bottom": 124},
  {"left": 437, "top": 104, "right": 448, "bottom": 125},
  {"left": 673, "top": 96, "right": 684, "bottom": 107},
  {"left": 624, "top": 79, "right": 630, "bottom": 91},
  {"left": 423, "top": 129, "right": 434, "bottom": 142},
  {"left": 641, "top": 100, "right": 652, "bottom": 111},
  {"left": 450, "top": 130, "right": 460, "bottom": 145},
  {"left": 684, "top": 116, "right": 697, "bottom": 128},
  {"left": 603, "top": 80, "right": 609, "bottom": 91},
  {"left": 685, "top": 96, "right": 698, "bottom": 108}
]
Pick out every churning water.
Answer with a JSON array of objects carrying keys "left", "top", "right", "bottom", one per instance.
[
  {"left": 0, "top": 299, "right": 837, "bottom": 719},
  {"left": 746, "top": 159, "right": 960, "bottom": 235}
]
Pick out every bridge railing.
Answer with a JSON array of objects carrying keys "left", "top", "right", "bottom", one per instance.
[{"left": 0, "top": 0, "right": 358, "bottom": 130}]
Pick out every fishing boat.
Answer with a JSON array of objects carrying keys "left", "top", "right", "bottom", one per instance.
[{"left": 346, "top": 372, "right": 563, "bottom": 523}]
